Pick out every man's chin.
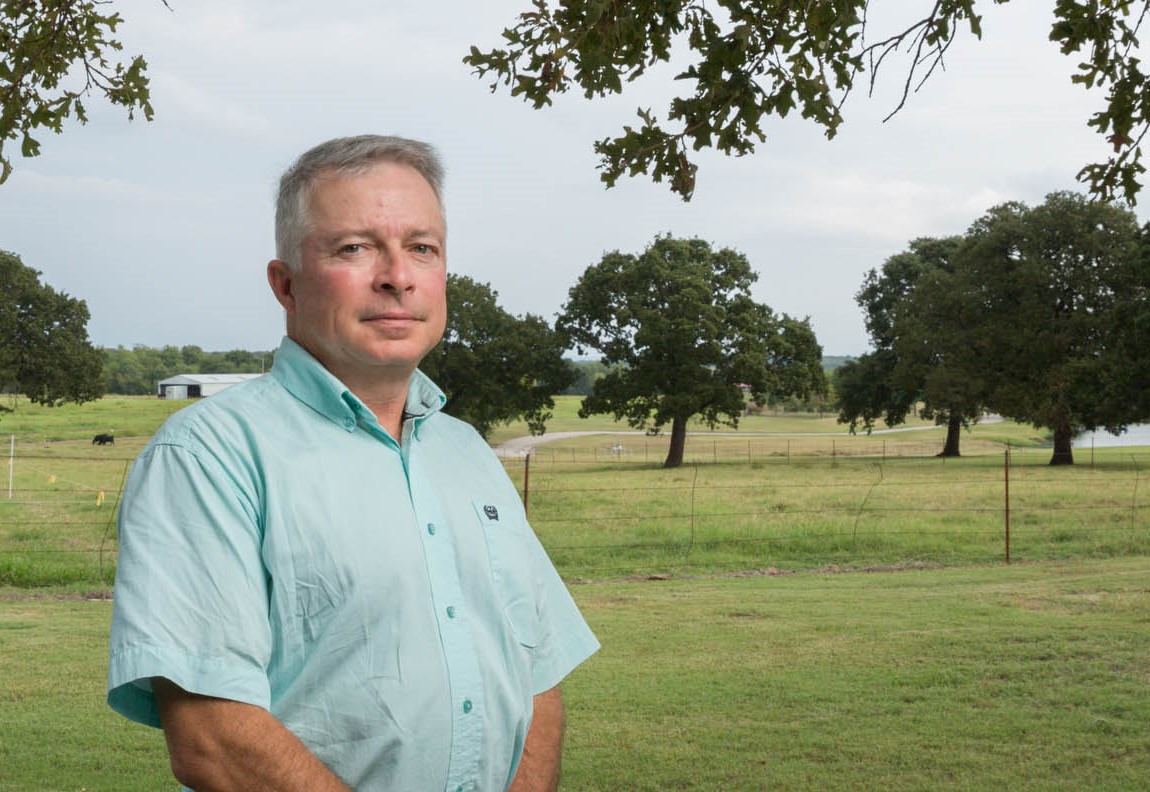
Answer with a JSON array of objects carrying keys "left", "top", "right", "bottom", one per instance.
[{"left": 359, "top": 342, "right": 432, "bottom": 370}]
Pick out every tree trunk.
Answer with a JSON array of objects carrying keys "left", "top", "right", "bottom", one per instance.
[
  {"left": 936, "top": 414, "right": 962, "bottom": 458},
  {"left": 664, "top": 416, "right": 688, "bottom": 468},
  {"left": 1049, "top": 423, "right": 1075, "bottom": 465}
]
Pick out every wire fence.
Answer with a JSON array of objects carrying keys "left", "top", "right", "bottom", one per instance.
[
  {"left": 0, "top": 449, "right": 131, "bottom": 586},
  {"left": 2, "top": 440, "right": 1148, "bottom": 586},
  {"left": 500, "top": 441, "right": 1150, "bottom": 578}
]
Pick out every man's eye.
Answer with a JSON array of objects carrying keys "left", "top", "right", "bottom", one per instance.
[
  {"left": 339, "top": 244, "right": 364, "bottom": 255},
  {"left": 412, "top": 244, "right": 436, "bottom": 255}
]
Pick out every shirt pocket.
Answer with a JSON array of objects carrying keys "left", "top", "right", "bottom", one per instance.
[{"left": 473, "top": 499, "right": 541, "bottom": 649}]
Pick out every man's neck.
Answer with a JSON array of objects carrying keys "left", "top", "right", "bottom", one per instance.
[
  {"left": 358, "top": 389, "right": 409, "bottom": 442},
  {"left": 283, "top": 336, "right": 418, "bottom": 442}
]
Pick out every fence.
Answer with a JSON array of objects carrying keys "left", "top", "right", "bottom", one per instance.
[
  {"left": 1, "top": 440, "right": 131, "bottom": 585},
  {"left": 3, "top": 438, "right": 1148, "bottom": 586},
  {"left": 500, "top": 440, "right": 1150, "bottom": 579}
]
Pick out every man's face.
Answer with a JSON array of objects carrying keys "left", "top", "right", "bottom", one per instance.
[{"left": 268, "top": 163, "right": 447, "bottom": 391}]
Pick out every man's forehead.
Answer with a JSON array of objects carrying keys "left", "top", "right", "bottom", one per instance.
[
  {"left": 314, "top": 162, "right": 435, "bottom": 195},
  {"left": 308, "top": 163, "right": 445, "bottom": 222}
]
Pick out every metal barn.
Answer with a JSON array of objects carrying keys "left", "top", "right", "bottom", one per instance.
[{"left": 156, "top": 373, "right": 262, "bottom": 399}]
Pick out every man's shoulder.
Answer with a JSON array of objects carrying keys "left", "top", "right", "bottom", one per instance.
[
  {"left": 421, "top": 411, "right": 491, "bottom": 451},
  {"left": 418, "top": 412, "right": 516, "bottom": 483},
  {"left": 149, "top": 374, "right": 287, "bottom": 447}
]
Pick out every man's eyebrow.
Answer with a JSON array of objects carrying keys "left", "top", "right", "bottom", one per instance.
[
  {"left": 314, "top": 227, "right": 372, "bottom": 242},
  {"left": 406, "top": 228, "right": 446, "bottom": 243}
]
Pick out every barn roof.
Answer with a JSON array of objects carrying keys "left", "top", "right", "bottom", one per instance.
[{"left": 158, "top": 373, "right": 263, "bottom": 386}]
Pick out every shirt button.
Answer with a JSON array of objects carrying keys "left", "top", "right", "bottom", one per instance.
[
  {"left": 342, "top": 417, "right": 354, "bottom": 429},
  {"left": 462, "top": 699, "right": 473, "bottom": 714},
  {"left": 446, "top": 605, "right": 456, "bottom": 619},
  {"left": 427, "top": 523, "right": 436, "bottom": 536}
]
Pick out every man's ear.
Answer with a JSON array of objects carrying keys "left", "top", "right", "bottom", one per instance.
[{"left": 267, "top": 259, "right": 296, "bottom": 313}]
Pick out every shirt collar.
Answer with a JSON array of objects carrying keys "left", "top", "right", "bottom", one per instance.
[{"left": 270, "top": 337, "right": 446, "bottom": 434}]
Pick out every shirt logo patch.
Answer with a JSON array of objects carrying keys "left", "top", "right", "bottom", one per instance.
[{"left": 483, "top": 504, "right": 499, "bottom": 521}]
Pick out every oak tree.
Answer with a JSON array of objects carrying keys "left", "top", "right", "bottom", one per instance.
[
  {"left": 837, "top": 236, "right": 987, "bottom": 457},
  {"left": 467, "top": 1, "right": 1150, "bottom": 203},
  {"left": 949, "top": 192, "right": 1147, "bottom": 465},
  {"left": 418, "top": 274, "right": 575, "bottom": 440},
  {"left": 558, "top": 235, "right": 826, "bottom": 468},
  {"left": 0, "top": 249, "right": 104, "bottom": 410},
  {"left": 0, "top": 0, "right": 157, "bottom": 184}
]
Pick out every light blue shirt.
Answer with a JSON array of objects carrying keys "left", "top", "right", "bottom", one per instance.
[{"left": 108, "top": 337, "right": 599, "bottom": 791}]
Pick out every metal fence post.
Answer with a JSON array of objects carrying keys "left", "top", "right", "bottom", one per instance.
[
  {"left": 522, "top": 451, "right": 531, "bottom": 518},
  {"left": 1004, "top": 448, "right": 1011, "bottom": 565}
]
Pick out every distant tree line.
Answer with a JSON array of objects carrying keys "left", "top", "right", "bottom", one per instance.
[
  {"left": 102, "top": 346, "right": 273, "bottom": 395},
  {"left": 15, "top": 195, "right": 1146, "bottom": 468}
]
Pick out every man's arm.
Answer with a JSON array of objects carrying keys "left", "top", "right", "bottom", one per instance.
[
  {"left": 509, "top": 685, "right": 566, "bottom": 792},
  {"left": 153, "top": 677, "right": 351, "bottom": 792}
]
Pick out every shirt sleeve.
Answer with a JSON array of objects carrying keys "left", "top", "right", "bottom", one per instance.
[
  {"left": 522, "top": 525, "right": 600, "bottom": 695},
  {"left": 107, "top": 441, "right": 272, "bottom": 727}
]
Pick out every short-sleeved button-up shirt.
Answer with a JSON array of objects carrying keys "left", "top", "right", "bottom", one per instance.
[{"left": 107, "top": 338, "right": 599, "bottom": 791}]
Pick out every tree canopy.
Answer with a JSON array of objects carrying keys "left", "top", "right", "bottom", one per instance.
[
  {"left": 467, "top": 1, "right": 1150, "bottom": 202},
  {"left": 836, "top": 236, "right": 987, "bottom": 457},
  {"left": 418, "top": 274, "right": 574, "bottom": 440},
  {"left": 0, "top": 0, "right": 157, "bottom": 184},
  {"left": 837, "top": 192, "right": 1149, "bottom": 465},
  {"left": 949, "top": 192, "right": 1147, "bottom": 464},
  {"left": 558, "top": 235, "right": 827, "bottom": 468},
  {"left": 0, "top": 249, "right": 103, "bottom": 410}
]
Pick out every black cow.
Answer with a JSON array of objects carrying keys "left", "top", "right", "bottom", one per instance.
[{"left": 92, "top": 434, "right": 115, "bottom": 446}]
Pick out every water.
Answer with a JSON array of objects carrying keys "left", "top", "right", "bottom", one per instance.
[{"left": 1074, "top": 423, "right": 1150, "bottom": 448}]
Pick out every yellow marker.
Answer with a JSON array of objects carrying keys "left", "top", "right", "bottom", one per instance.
[
  {"left": 96, "top": 490, "right": 106, "bottom": 507},
  {"left": 48, "top": 474, "right": 57, "bottom": 484}
]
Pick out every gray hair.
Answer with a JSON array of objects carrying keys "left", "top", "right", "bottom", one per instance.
[{"left": 274, "top": 134, "right": 446, "bottom": 271}]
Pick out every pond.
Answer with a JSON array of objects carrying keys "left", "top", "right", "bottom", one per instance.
[{"left": 1074, "top": 423, "right": 1150, "bottom": 448}]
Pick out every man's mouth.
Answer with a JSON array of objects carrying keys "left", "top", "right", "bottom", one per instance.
[{"left": 364, "top": 312, "right": 419, "bottom": 323}]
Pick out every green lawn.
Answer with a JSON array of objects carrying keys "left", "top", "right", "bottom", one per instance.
[
  {"left": 1, "top": 396, "right": 1147, "bottom": 789},
  {"left": 2, "top": 395, "right": 1148, "bottom": 588},
  {"left": 2, "top": 558, "right": 1148, "bottom": 790},
  {"left": 0, "top": 395, "right": 186, "bottom": 443}
]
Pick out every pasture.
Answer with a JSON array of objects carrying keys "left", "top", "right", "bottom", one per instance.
[
  {"left": 1, "top": 394, "right": 1148, "bottom": 789},
  {"left": 2, "top": 559, "right": 1148, "bottom": 790},
  {"left": 2, "top": 396, "right": 1146, "bottom": 587}
]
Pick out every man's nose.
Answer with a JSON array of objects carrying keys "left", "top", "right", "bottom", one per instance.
[{"left": 372, "top": 247, "right": 414, "bottom": 293}]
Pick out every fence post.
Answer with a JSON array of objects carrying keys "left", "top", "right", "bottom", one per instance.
[
  {"left": 684, "top": 464, "right": 699, "bottom": 565},
  {"left": 1004, "top": 448, "right": 1011, "bottom": 565},
  {"left": 522, "top": 451, "right": 531, "bottom": 518},
  {"left": 7, "top": 435, "right": 13, "bottom": 499}
]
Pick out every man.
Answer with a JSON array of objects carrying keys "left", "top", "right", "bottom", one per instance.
[{"left": 107, "top": 135, "right": 599, "bottom": 791}]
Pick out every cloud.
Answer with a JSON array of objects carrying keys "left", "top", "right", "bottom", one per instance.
[{"left": 149, "top": 71, "right": 275, "bottom": 137}]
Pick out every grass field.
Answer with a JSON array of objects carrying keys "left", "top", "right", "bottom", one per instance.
[
  {"left": 515, "top": 447, "right": 1150, "bottom": 579},
  {"left": 1, "top": 395, "right": 1148, "bottom": 789},
  {"left": 4, "top": 395, "right": 1146, "bottom": 588},
  {"left": 1, "top": 558, "right": 1148, "bottom": 790}
]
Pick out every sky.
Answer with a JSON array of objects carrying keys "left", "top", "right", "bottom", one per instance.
[{"left": 0, "top": 1, "right": 1142, "bottom": 357}]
